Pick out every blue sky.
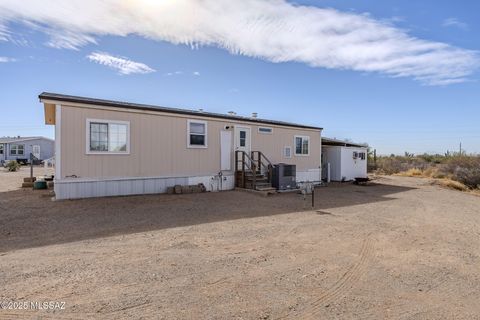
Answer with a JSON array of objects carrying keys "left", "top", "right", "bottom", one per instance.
[{"left": 0, "top": 0, "right": 479, "bottom": 155}]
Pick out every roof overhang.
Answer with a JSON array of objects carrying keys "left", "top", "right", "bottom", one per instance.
[
  {"left": 39, "top": 92, "right": 323, "bottom": 131},
  {"left": 44, "top": 103, "right": 56, "bottom": 125},
  {"left": 322, "top": 137, "right": 368, "bottom": 148}
]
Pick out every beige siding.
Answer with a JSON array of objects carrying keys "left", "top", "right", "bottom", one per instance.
[{"left": 59, "top": 105, "right": 321, "bottom": 179}]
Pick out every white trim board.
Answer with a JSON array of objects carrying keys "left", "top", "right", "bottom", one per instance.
[{"left": 55, "top": 104, "right": 62, "bottom": 181}]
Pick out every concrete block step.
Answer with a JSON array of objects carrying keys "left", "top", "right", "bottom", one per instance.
[{"left": 255, "top": 186, "right": 276, "bottom": 192}]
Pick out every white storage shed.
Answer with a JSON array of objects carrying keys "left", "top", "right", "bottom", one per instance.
[{"left": 321, "top": 137, "right": 368, "bottom": 182}]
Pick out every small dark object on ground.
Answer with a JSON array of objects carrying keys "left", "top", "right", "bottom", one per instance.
[
  {"left": 353, "top": 177, "right": 370, "bottom": 185},
  {"left": 33, "top": 181, "right": 47, "bottom": 190},
  {"left": 316, "top": 210, "right": 333, "bottom": 215},
  {"left": 24, "top": 177, "right": 36, "bottom": 183},
  {"left": 16, "top": 158, "right": 29, "bottom": 165}
]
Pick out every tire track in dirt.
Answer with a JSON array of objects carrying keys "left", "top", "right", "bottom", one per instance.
[{"left": 285, "top": 234, "right": 376, "bottom": 319}]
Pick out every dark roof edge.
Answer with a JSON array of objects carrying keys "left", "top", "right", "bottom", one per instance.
[
  {"left": 39, "top": 92, "right": 323, "bottom": 131},
  {"left": 322, "top": 137, "right": 368, "bottom": 148}
]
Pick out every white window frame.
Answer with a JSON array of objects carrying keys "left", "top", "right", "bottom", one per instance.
[
  {"left": 187, "top": 119, "right": 208, "bottom": 148},
  {"left": 294, "top": 135, "right": 310, "bottom": 156},
  {"left": 258, "top": 126, "right": 273, "bottom": 134},
  {"left": 10, "top": 144, "right": 25, "bottom": 156},
  {"left": 86, "top": 118, "right": 130, "bottom": 155},
  {"left": 0, "top": 144, "right": 3, "bottom": 155},
  {"left": 284, "top": 146, "right": 292, "bottom": 158}
]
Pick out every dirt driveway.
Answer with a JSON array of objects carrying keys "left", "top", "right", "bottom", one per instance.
[{"left": 1, "top": 175, "right": 479, "bottom": 319}]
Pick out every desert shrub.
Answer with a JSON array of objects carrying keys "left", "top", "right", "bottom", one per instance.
[
  {"left": 418, "top": 153, "right": 445, "bottom": 164},
  {"left": 6, "top": 160, "right": 21, "bottom": 172},
  {"left": 375, "top": 155, "right": 428, "bottom": 175},
  {"left": 422, "top": 167, "right": 438, "bottom": 177},
  {"left": 452, "top": 167, "right": 480, "bottom": 189},
  {"left": 375, "top": 154, "right": 480, "bottom": 190},
  {"left": 436, "top": 156, "right": 480, "bottom": 188},
  {"left": 396, "top": 168, "right": 423, "bottom": 177},
  {"left": 375, "top": 157, "right": 403, "bottom": 174},
  {"left": 437, "top": 179, "right": 469, "bottom": 192},
  {"left": 431, "top": 171, "right": 447, "bottom": 179}
]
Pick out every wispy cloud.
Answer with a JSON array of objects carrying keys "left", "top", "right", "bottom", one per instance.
[
  {"left": 193, "top": 71, "right": 200, "bottom": 76},
  {"left": 165, "top": 71, "right": 183, "bottom": 76},
  {"left": 86, "top": 52, "right": 155, "bottom": 75},
  {"left": 443, "top": 18, "right": 468, "bottom": 30},
  {"left": 0, "top": 23, "right": 9, "bottom": 41},
  {"left": 0, "top": 56, "right": 16, "bottom": 62},
  {"left": 0, "top": 1, "right": 478, "bottom": 85}
]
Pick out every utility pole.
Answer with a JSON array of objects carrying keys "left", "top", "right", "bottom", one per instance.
[{"left": 459, "top": 142, "right": 462, "bottom": 155}]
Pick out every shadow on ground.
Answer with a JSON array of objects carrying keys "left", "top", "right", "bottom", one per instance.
[{"left": 0, "top": 181, "right": 414, "bottom": 252}]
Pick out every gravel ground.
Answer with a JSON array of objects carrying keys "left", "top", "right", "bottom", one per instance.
[{"left": 0, "top": 175, "right": 479, "bottom": 319}]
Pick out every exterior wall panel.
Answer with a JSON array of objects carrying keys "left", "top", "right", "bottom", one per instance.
[
  {"left": 340, "top": 147, "right": 368, "bottom": 180},
  {"left": 59, "top": 105, "right": 321, "bottom": 180}
]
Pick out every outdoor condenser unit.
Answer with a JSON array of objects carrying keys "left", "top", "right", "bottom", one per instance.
[{"left": 272, "top": 163, "right": 296, "bottom": 190}]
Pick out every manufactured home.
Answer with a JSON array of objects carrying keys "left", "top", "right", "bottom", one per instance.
[
  {"left": 40, "top": 93, "right": 323, "bottom": 200},
  {"left": 321, "top": 137, "right": 368, "bottom": 182},
  {"left": 0, "top": 136, "right": 54, "bottom": 164}
]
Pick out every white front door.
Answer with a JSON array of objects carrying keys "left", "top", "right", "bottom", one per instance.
[
  {"left": 234, "top": 126, "right": 251, "bottom": 170},
  {"left": 32, "top": 145, "right": 41, "bottom": 159}
]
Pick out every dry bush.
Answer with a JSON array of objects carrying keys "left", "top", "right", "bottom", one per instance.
[
  {"left": 376, "top": 154, "right": 480, "bottom": 190},
  {"left": 375, "top": 157, "right": 403, "bottom": 174},
  {"left": 6, "top": 161, "right": 21, "bottom": 172},
  {"left": 396, "top": 168, "right": 423, "bottom": 177},
  {"left": 453, "top": 167, "right": 480, "bottom": 189},
  {"left": 438, "top": 156, "right": 480, "bottom": 188},
  {"left": 422, "top": 167, "right": 437, "bottom": 177},
  {"left": 436, "top": 179, "right": 469, "bottom": 192},
  {"left": 376, "top": 156, "right": 428, "bottom": 175}
]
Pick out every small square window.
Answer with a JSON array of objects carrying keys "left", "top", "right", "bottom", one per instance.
[
  {"left": 284, "top": 146, "right": 292, "bottom": 158},
  {"left": 188, "top": 120, "right": 207, "bottom": 148}
]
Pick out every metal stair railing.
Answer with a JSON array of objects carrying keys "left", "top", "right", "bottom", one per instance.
[{"left": 235, "top": 150, "right": 257, "bottom": 189}]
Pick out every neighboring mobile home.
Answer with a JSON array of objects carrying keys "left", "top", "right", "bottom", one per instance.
[
  {"left": 40, "top": 93, "right": 323, "bottom": 200},
  {"left": 321, "top": 137, "right": 368, "bottom": 182},
  {"left": 0, "top": 136, "right": 54, "bottom": 164}
]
